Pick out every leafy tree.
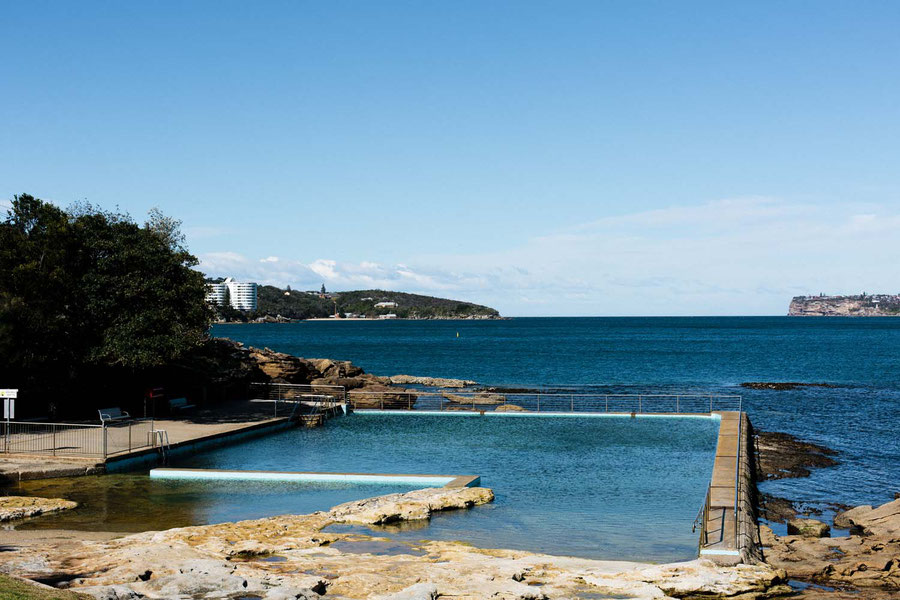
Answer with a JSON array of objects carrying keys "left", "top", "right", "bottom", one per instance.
[{"left": 0, "top": 194, "right": 211, "bottom": 401}]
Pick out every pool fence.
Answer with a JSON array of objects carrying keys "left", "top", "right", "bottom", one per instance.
[{"left": 1, "top": 418, "right": 155, "bottom": 459}]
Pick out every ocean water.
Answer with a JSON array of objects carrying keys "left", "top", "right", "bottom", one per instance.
[{"left": 214, "top": 317, "right": 900, "bottom": 509}]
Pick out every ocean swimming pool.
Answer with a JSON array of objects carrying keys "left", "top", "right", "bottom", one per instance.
[{"left": 17, "top": 412, "right": 720, "bottom": 562}]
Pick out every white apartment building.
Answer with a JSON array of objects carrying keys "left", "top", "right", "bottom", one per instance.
[
  {"left": 374, "top": 301, "right": 397, "bottom": 308},
  {"left": 206, "top": 277, "right": 258, "bottom": 311}
]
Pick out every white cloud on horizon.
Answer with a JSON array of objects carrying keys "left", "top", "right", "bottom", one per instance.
[{"left": 197, "top": 197, "right": 900, "bottom": 316}]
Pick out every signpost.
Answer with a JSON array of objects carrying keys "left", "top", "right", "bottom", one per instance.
[
  {"left": 1, "top": 389, "right": 15, "bottom": 420},
  {"left": 1, "top": 389, "right": 15, "bottom": 453}
]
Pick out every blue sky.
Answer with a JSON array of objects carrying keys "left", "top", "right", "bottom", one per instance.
[{"left": 3, "top": 1, "right": 899, "bottom": 316}]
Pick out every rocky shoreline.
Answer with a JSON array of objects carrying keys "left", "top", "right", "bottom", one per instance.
[
  {"left": 754, "top": 430, "right": 899, "bottom": 599},
  {"left": 0, "top": 487, "right": 787, "bottom": 600}
]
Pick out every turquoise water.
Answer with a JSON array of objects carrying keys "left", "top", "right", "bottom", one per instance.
[
  {"left": 214, "top": 317, "right": 900, "bottom": 509},
  {"left": 175, "top": 413, "right": 719, "bottom": 562}
]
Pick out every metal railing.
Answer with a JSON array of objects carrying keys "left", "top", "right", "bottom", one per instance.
[
  {"left": 250, "top": 382, "right": 346, "bottom": 416},
  {"left": 347, "top": 391, "right": 742, "bottom": 414},
  {"left": 1, "top": 418, "right": 155, "bottom": 458}
]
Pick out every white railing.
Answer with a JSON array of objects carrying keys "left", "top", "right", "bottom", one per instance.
[{"left": 347, "top": 391, "right": 742, "bottom": 414}]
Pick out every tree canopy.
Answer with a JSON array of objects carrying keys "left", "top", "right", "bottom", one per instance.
[{"left": 0, "top": 194, "right": 211, "bottom": 396}]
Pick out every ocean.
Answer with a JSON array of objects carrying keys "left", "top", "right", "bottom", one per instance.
[{"left": 213, "top": 317, "right": 900, "bottom": 510}]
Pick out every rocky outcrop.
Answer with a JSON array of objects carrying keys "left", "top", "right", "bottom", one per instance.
[
  {"left": 249, "top": 347, "right": 321, "bottom": 383},
  {"left": 787, "top": 518, "right": 830, "bottom": 537},
  {"left": 789, "top": 295, "right": 900, "bottom": 316},
  {"left": 741, "top": 382, "right": 835, "bottom": 390},
  {"left": 834, "top": 498, "right": 900, "bottom": 538},
  {"left": 327, "top": 486, "right": 494, "bottom": 525},
  {"left": 347, "top": 386, "right": 418, "bottom": 409},
  {"left": 0, "top": 487, "right": 786, "bottom": 600},
  {"left": 755, "top": 431, "right": 838, "bottom": 481},
  {"left": 389, "top": 375, "right": 477, "bottom": 388},
  {"left": 0, "top": 496, "right": 77, "bottom": 521},
  {"left": 494, "top": 403, "right": 529, "bottom": 412},
  {"left": 763, "top": 498, "right": 900, "bottom": 593},
  {"left": 441, "top": 392, "right": 506, "bottom": 405}
]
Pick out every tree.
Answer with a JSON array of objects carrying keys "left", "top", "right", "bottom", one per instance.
[
  {"left": 321, "top": 284, "right": 326, "bottom": 294},
  {"left": 0, "top": 194, "right": 212, "bottom": 399}
]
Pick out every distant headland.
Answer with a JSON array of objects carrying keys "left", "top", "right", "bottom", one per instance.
[
  {"left": 788, "top": 294, "right": 900, "bottom": 316},
  {"left": 208, "top": 281, "right": 501, "bottom": 322}
]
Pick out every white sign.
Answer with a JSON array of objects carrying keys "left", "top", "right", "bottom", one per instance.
[
  {"left": 3, "top": 398, "right": 13, "bottom": 420},
  {"left": 0, "top": 389, "right": 17, "bottom": 399}
]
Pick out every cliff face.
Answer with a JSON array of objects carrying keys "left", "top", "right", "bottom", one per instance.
[{"left": 788, "top": 295, "right": 900, "bottom": 316}]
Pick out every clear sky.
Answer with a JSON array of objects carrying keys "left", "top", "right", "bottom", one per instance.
[{"left": 3, "top": 1, "right": 899, "bottom": 316}]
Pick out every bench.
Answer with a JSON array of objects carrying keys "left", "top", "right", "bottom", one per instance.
[
  {"left": 98, "top": 407, "right": 130, "bottom": 424},
  {"left": 168, "top": 397, "right": 196, "bottom": 412}
]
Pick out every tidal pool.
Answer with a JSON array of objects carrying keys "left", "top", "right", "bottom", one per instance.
[{"left": 14, "top": 413, "right": 719, "bottom": 562}]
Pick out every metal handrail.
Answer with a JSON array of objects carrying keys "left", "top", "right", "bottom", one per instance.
[{"left": 347, "top": 391, "right": 741, "bottom": 414}]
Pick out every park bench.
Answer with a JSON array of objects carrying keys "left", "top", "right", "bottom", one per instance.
[
  {"left": 98, "top": 407, "right": 130, "bottom": 424},
  {"left": 168, "top": 397, "right": 196, "bottom": 413}
]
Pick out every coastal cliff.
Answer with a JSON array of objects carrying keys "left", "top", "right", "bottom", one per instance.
[{"left": 788, "top": 294, "right": 900, "bottom": 316}]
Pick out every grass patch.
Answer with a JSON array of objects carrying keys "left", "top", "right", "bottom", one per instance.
[{"left": 0, "top": 574, "right": 92, "bottom": 600}]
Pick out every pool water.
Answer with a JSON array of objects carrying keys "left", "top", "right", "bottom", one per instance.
[
  {"left": 16, "top": 413, "right": 719, "bottom": 562},
  {"left": 176, "top": 412, "right": 720, "bottom": 562}
]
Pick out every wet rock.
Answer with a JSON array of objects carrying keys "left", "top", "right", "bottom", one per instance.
[
  {"left": 0, "top": 496, "right": 77, "bottom": 521},
  {"left": 755, "top": 431, "right": 838, "bottom": 480},
  {"left": 741, "top": 382, "right": 836, "bottom": 390},
  {"left": 787, "top": 518, "right": 831, "bottom": 537}
]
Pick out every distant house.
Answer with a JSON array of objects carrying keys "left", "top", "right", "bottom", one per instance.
[
  {"left": 378, "top": 313, "right": 397, "bottom": 319},
  {"left": 374, "top": 301, "right": 397, "bottom": 308}
]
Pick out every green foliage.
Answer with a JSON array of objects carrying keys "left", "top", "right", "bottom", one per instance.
[{"left": 0, "top": 194, "right": 211, "bottom": 394}]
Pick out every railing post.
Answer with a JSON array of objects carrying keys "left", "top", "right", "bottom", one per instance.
[
  {"left": 537, "top": 394, "right": 541, "bottom": 412},
  {"left": 605, "top": 395, "right": 608, "bottom": 412},
  {"left": 128, "top": 422, "right": 132, "bottom": 452},
  {"left": 676, "top": 395, "right": 680, "bottom": 413},
  {"left": 639, "top": 395, "right": 642, "bottom": 414},
  {"left": 571, "top": 394, "right": 574, "bottom": 412},
  {"left": 52, "top": 425, "right": 57, "bottom": 457},
  {"left": 102, "top": 424, "right": 108, "bottom": 459}
]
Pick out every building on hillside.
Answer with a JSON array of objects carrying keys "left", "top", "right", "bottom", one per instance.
[
  {"left": 374, "top": 301, "right": 397, "bottom": 308},
  {"left": 205, "top": 277, "right": 258, "bottom": 311},
  {"left": 378, "top": 313, "right": 397, "bottom": 319}
]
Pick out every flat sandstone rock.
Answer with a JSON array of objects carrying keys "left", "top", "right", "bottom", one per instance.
[
  {"left": 0, "top": 486, "right": 788, "bottom": 600},
  {"left": 0, "top": 496, "right": 78, "bottom": 521}
]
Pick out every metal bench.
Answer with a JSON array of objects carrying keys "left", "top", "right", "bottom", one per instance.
[
  {"left": 98, "top": 407, "right": 130, "bottom": 424},
  {"left": 168, "top": 397, "right": 196, "bottom": 412}
]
